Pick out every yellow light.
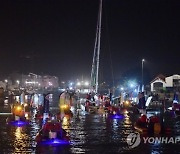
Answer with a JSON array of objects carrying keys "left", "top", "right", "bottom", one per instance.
[
  {"left": 25, "top": 113, "right": 28, "bottom": 118},
  {"left": 60, "top": 104, "right": 68, "bottom": 109},
  {"left": 24, "top": 103, "right": 28, "bottom": 107},
  {"left": 16, "top": 106, "right": 22, "bottom": 111},
  {"left": 63, "top": 116, "right": 68, "bottom": 123},
  {"left": 62, "top": 116, "right": 70, "bottom": 131},
  {"left": 124, "top": 110, "right": 128, "bottom": 114},
  {"left": 15, "top": 127, "right": 22, "bottom": 139},
  {"left": 125, "top": 101, "right": 129, "bottom": 105}
]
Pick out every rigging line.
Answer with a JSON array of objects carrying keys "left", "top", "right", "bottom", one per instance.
[
  {"left": 96, "top": 0, "right": 102, "bottom": 93},
  {"left": 90, "top": 7, "right": 99, "bottom": 87},
  {"left": 104, "top": 0, "right": 115, "bottom": 88},
  {"left": 90, "top": 0, "right": 102, "bottom": 93}
]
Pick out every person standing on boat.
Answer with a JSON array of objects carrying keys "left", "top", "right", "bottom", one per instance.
[{"left": 138, "top": 92, "right": 146, "bottom": 115}]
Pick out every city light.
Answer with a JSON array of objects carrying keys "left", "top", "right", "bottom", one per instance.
[
  {"left": 128, "top": 80, "right": 137, "bottom": 88},
  {"left": 48, "top": 82, "right": 53, "bottom": 86},
  {"left": 84, "top": 81, "right": 89, "bottom": 86},
  {"left": 130, "top": 83, "right": 134, "bottom": 88},
  {"left": 120, "top": 87, "right": 124, "bottom": 91},
  {"left": 4, "top": 79, "right": 8, "bottom": 83},
  {"left": 77, "top": 82, "right": 81, "bottom": 86},
  {"left": 25, "top": 81, "right": 39, "bottom": 84},
  {"left": 16, "top": 80, "right": 20, "bottom": 84},
  {"left": 69, "top": 82, "right": 73, "bottom": 86}
]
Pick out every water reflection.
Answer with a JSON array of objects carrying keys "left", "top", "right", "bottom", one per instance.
[
  {"left": 13, "top": 127, "right": 29, "bottom": 153},
  {"left": 1, "top": 93, "right": 180, "bottom": 153}
]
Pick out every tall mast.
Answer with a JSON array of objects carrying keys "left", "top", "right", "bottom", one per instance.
[{"left": 90, "top": 0, "right": 102, "bottom": 93}]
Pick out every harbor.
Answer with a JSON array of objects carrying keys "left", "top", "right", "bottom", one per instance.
[{"left": 0, "top": 0, "right": 180, "bottom": 153}]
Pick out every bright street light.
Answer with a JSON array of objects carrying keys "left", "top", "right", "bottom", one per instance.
[
  {"left": 77, "top": 82, "right": 81, "bottom": 86},
  {"left": 130, "top": 83, "right": 134, "bottom": 88},
  {"left": 16, "top": 80, "right": 20, "bottom": 84},
  {"left": 4, "top": 79, "right": 8, "bottom": 83},
  {"left": 142, "top": 58, "right": 145, "bottom": 91},
  {"left": 69, "top": 82, "right": 73, "bottom": 86},
  {"left": 84, "top": 81, "right": 89, "bottom": 86}
]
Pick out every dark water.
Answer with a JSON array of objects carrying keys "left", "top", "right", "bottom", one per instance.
[{"left": 1, "top": 99, "right": 180, "bottom": 153}]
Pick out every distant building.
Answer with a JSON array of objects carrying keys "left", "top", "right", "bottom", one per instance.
[
  {"left": 8, "top": 72, "right": 59, "bottom": 90},
  {"left": 22, "top": 73, "right": 43, "bottom": 89},
  {"left": 150, "top": 74, "right": 180, "bottom": 92},
  {"left": 42, "top": 75, "right": 59, "bottom": 89}
]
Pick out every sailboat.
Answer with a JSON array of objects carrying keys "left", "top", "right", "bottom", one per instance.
[
  {"left": 90, "top": 0, "right": 102, "bottom": 94},
  {"left": 79, "top": 0, "right": 102, "bottom": 113}
]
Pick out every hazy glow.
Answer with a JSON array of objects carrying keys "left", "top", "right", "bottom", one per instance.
[
  {"left": 109, "top": 114, "right": 124, "bottom": 120},
  {"left": 48, "top": 82, "right": 53, "bottom": 86},
  {"left": 77, "top": 82, "right": 81, "bottom": 86},
  {"left": 16, "top": 106, "right": 22, "bottom": 111},
  {"left": 25, "top": 81, "right": 39, "bottom": 84},
  {"left": 60, "top": 104, "right": 68, "bottom": 109},
  {"left": 9, "top": 120, "right": 28, "bottom": 127},
  {"left": 130, "top": 83, "right": 134, "bottom": 87},
  {"left": 84, "top": 81, "right": 89, "bottom": 86},
  {"left": 39, "top": 139, "right": 70, "bottom": 145}
]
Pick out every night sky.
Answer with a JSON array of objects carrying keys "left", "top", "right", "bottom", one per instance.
[{"left": 0, "top": 0, "right": 180, "bottom": 85}]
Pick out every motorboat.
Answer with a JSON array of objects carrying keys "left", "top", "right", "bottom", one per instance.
[
  {"left": 106, "top": 106, "right": 125, "bottom": 119},
  {"left": 35, "top": 120, "right": 70, "bottom": 145},
  {"left": 134, "top": 115, "right": 171, "bottom": 135},
  {"left": 6, "top": 103, "right": 29, "bottom": 127}
]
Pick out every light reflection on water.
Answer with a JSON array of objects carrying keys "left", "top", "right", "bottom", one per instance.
[
  {"left": 0, "top": 112, "right": 180, "bottom": 154},
  {"left": 0, "top": 97, "right": 180, "bottom": 153}
]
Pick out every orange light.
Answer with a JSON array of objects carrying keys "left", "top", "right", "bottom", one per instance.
[
  {"left": 60, "top": 104, "right": 68, "bottom": 109},
  {"left": 16, "top": 106, "right": 22, "bottom": 111},
  {"left": 125, "top": 101, "right": 129, "bottom": 105}
]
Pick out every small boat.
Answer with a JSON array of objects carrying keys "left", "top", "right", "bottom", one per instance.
[
  {"left": 6, "top": 104, "right": 29, "bottom": 127},
  {"left": 105, "top": 106, "right": 125, "bottom": 119},
  {"left": 35, "top": 121, "right": 70, "bottom": 145},
  {"left": 134, "top": 115, "right": 172, "bottom": 135}
]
